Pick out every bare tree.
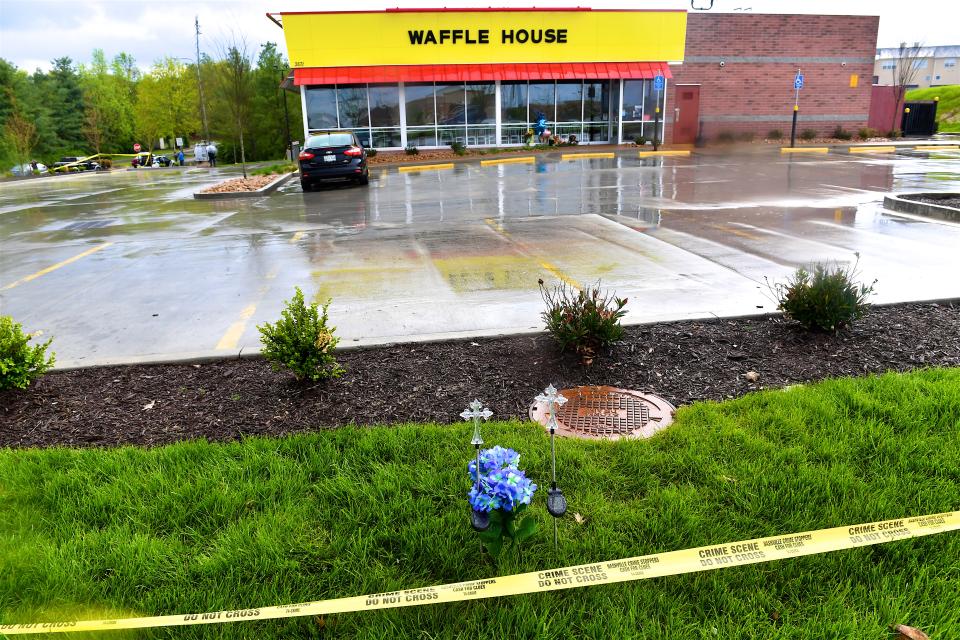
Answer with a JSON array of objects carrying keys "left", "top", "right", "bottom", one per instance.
[
  {"left": 4, "top": 109, "right": 38, "bottom": 169},
  {"left": 889, "top": 42, "right": 925, "bottom": 132},
  {"left": 215, "top": 36, "right": 254, "bottom": 178}
]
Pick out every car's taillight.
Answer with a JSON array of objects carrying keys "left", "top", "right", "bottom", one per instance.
[
  {"left": 343, "top": 146, "right": 363, "bottom": 157},
  {"left": 298, "top": 151, "right": 315, "bottom": 160}
]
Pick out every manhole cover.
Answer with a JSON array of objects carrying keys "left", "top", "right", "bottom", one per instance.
[{"left": 529, "top": 386, "right": 675, "bottom": 440}]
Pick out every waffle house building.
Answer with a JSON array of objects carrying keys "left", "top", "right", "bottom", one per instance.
[
  {"left": 272, "top": 8, "right": 880, "bottom": 149},
  {"left": 273, "top": 8, "right": 685, "bottom": 149}
]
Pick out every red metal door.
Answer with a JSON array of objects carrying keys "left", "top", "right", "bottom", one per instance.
[{"left": 672, "top": 85, "right": 700, "bottom": 145}]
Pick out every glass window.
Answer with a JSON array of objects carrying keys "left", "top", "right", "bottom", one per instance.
[
  {"left": 306, "top": 87, "right": 338, "bottom": 129},
  {"left": 556, "top": 81, "right": 582, "bottom": 122},
  {"left": 404, "top": 83, "right": 435, "bottom": 127},
  {"left": 337, "top": 85, "right": 368, "bottom": 129},
  {"left": 583, "top": 82, "right": 609, "bottom": 122},
  {"left": 622, "top": 80, "right": 645, "bottom": 121},
  {"left": 306, "top": 133, "right": 355, "bottom": 147},
  {"left": 465, "top": 83, "right": 495, "bottom": 125},
  {"left": 435, "top": 83, "right": 465, "bottom": 126},
  {"left": 501, "top": 82, "right": 527, "bottom": 124},
  {"left": 643, "top": 80, "right": 659, "bottom": 121},
  {"left": 369, "top": 85, "right": 400, "bottom": 127},
  {"left": 371, "top": 128, "right": 402, "bottom": 148},
  {"left": 944, "top": 59, "right": 956, "bottom": 67},
  {"left": 912, "top": 59, "right": 927, "bottom": 69},
  {"left": 528, "top": 82, "right": 555, "bottom": 123},
  {"left": 407, "top": 127, "right": 436, "bottom": 147}
]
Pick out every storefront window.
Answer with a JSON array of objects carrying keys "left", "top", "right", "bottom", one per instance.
[
  {"left": 643, "top": 80, "right": 660, "bottom": 122},
  {"left": 435, "top": 83, "right": 466, "bottom": 126},
  {"left": 306, "top": 87, "right": 337, "bottom": 130},
  {"left": 556, "top": 81, "right": 582, "bottom": 123},
  {"left": 337, "top": 85, "right": 369, "bottom": 128},
  {"left": 405, "top": 84, "right": 435, "bottom": 127},
  {"left": 501, "top": 82, "right": 527, "bottom": 123},
  {"left": 583, "top": 82, "right": 609, "bottom": 122},
  {"left": 465, "top": 84, "right": 495, "bottom": 125},
  {"left": 622, "top": 80, "right": 645, "bottom": 121},
  {"left": 528, "top": 82, "right": 555, "bottom": 123},
  {"left": 369, "top": 85, "right": 400, "bottom": 127}
]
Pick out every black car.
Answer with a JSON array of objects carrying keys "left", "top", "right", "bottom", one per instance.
[
  {"left": 299, "top": 132, "right": 369, "bottom": 190},
  {"left": 154, "top": 155, "right": 173, "bottom": 167}
]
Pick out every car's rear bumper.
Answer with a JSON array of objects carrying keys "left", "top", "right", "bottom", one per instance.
[{"left": 300, "top": 161, "right": 366, "bottom": 181}]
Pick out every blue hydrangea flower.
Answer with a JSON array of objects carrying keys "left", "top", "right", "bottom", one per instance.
[{"left": 468, "top": 446, "right": 537, "bottom": 513}]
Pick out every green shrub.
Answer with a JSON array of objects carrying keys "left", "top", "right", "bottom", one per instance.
[
  {"left": 767, "top": 129, "right": 784, "bottom": 140},
  {"left": 832, "top": 126, "right": 853, "bottom": 140},
  {"left": 450, "top": 141, "right": 466, "bottom": 155},
  {"left": 257, "top": 287, "right": 344, "bottom": 382},
  {"left": 715, "top": 131, "right": 736, "bottom": 143},
  {"left": 634, "top": 135, "right": 648, "bottom": 146},
  {"left": 365, "top": 148, "right": 377, "bottom": 158},
  {"left": 0, "top": 316, "right": 55, "bottom": 391},
  {"left": 800, "top": 129, "right": 818, "bottom": 141},
  {"left": 404, "top": 145, "right": 419, "bottom": 155},
  {"left": 539, "top": 279, "right": 628, "bottom": 364},
  {"left": 886, "top": 129, "right": 902, "bottom": 139},
  {"left": 858, "top": 127, "right": 878, "bottom": 140},
  {"left": 769, "top": 260, "right": 876, "bottom": 332}
]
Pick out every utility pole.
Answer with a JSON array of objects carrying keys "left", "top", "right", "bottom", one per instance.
[{"left": 195, "top": 16, "right": 210, "bottom": 142}]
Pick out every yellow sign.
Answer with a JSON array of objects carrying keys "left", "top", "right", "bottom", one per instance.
[
  {"left": 280, "top": 10, "right": 687, "bottom": 68},
  {"left": 849, "top": 73, "right": 859, "bottom": 88}
]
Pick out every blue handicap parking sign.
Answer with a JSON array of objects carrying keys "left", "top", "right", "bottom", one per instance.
[
  {"left": 654, "top": 75, "right": 665, "bottom": 91},
  {"left": 794, "top": 73, "right": 804, "bottom": 90}
]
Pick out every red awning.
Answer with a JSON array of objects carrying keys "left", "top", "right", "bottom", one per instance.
[{"left": 293, "top": 62, "right": 672, "bottom": 86}]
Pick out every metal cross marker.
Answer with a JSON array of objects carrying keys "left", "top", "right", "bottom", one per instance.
[
  {"left": 535, "top": 385, "right": 569, "bottom": 546},
  {"left": 462, "top": 399, "right": 493, "bottom": 532}
]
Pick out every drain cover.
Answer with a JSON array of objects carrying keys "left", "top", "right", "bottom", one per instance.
[{"left": 529, "top": 386, "right": 675, "bottom": 440}]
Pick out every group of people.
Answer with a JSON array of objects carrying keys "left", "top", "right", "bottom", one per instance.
[
  {"left": 129, "top": 143, "right": 218, "bottom": 169},
  {"left": 193, "top": 142, "right": 218, "bottom": 167}
]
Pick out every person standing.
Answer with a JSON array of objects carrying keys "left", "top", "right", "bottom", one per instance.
[
  {"left": 177, "top": 148, "right": 185, "bottom": 166},
  {"left": 206, "top": 142, "right": 217, "bottom": 167}
]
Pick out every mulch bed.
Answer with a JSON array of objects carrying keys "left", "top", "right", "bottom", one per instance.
[
  {"left": 199, "top": 174, "right": 282, "bottom": 193},
  {"left": 902, "top": 194, "right": 960, "bottom": 209},
  {"left": 2, "top": 301, "right": 958, "bottom": 449}
]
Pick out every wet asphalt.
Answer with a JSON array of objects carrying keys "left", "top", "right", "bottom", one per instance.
[{"left": 1, "top": 147, "right": 958, "bottom": 367}]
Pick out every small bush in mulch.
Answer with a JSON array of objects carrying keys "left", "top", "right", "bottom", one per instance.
[
  {"left": 770, "top": 260, "right": 876, "bottom": 332},
  {"left": 539, "top": 279, "right": 628, "bottom": 365},
  {"left": 257, "top": 288, "right": 344, "bottom": 383},
  {"left": 800, "top": 129, "right": 818, "bottom": 141},
  {"left": 200, "top": 174, "right": 282, "bottom": 194},
  {"left": 0, "top": 316, "right": 55, "bottom": 391},
  {"left": 404, "top": 145, "right": 419, "bottom": 155}
]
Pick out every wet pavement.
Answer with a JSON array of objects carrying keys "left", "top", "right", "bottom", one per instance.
[{"left": 1, "top": 147, "right": 958, "bottom": 367}]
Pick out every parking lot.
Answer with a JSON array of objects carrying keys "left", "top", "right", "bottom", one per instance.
[{"left": 1, "top": 147, "right": 958, "bottom": 367}]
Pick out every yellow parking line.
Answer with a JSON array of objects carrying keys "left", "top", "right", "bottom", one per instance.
[
  {"left": 398, "top": 163, "right": 455, "bottom": 173},
  {"left": 290, "top": 231, "right": 304, "bottom": 243},
  {"left": 1, "top": 242, "right": 113, "bottom": 291},
  {"left": 915, "top": 145, "right": 959, "bottom": 151},
  {"left": 848, "top": 146, "right": 896, "bottom": 153},
  {"left": 780, "top": 147, "right": 829, "bottom": 154},
  {"left": 215, "top": 267, "right": 279, "bottom": 350},
  {"left": 480, "top": 156, "right": 536, "bottom": 166},
  {"left": 638, "top": 150, "right": 691, "bottom": 158},
  {"left": 561, "top": 152, "right": 615, "bottom": 160},
  {"left": 483, "top": 218, "right": 581, "bottom": 290}
]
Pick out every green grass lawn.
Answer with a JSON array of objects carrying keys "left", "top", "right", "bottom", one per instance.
[
  {"left": 2, "top": 369, "right": 959, "bottom": 639},
  {"left": 907, "top": 85, "right": 960, "bottom": 132}
]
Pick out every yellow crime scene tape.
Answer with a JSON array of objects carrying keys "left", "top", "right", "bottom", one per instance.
[{"left": 2, "top": 511, "right": 957, "bottom": 635}]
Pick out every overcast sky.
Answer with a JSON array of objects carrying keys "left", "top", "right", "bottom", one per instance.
[{"left": 0, "top": 0, "right": 956, "bottom": 73}]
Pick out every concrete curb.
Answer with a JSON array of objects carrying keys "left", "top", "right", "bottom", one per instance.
[
  {"left": 883, "top": 193, "right": 960, "bottom": 223},
  {"left": 193, "top": 172, "right": 295, "bottom": 199},
  {"left": 49, "top": 297, "right": 959, "bottom": 373}
]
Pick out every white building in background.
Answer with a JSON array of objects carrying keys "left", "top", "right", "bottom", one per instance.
[{"left": 874, "top": 45, "right": 960, "bottom": 88}]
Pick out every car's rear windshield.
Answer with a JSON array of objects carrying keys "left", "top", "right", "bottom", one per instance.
[{"left": 306, "top": 133, "right": 354, "bottom": 148}]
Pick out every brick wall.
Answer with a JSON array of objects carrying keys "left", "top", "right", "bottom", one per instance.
[{"left": 666, "top": 13, "right": 880, "bottom": 143}]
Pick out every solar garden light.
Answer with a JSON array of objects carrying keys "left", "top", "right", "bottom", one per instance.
[
  {"left": 535, "top": 384, "right": 569, "bottom": 546},
  {"left": 461, "top": 399, "right": 493, "bottom": 532}
]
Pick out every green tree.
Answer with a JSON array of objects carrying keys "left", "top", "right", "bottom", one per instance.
[
  {"left": 214, "top": 39, "right": 254, "bottom": 176},
  {"left": 249, "top": 42, "right": 296, "bottom": 162},
  {"left": 135, "top": 58, "right": 200, "bottom": 158},
  {"left": 80, "top": 49, "right": 135, "bottom": 154},
  {"left": 43, "top": 57, "right": 87, "bottom": 155}
]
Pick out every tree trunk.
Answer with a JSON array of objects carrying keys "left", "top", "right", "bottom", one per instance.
[{"left": 238, "top": 116, "right": 247, "bottom": 178}]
